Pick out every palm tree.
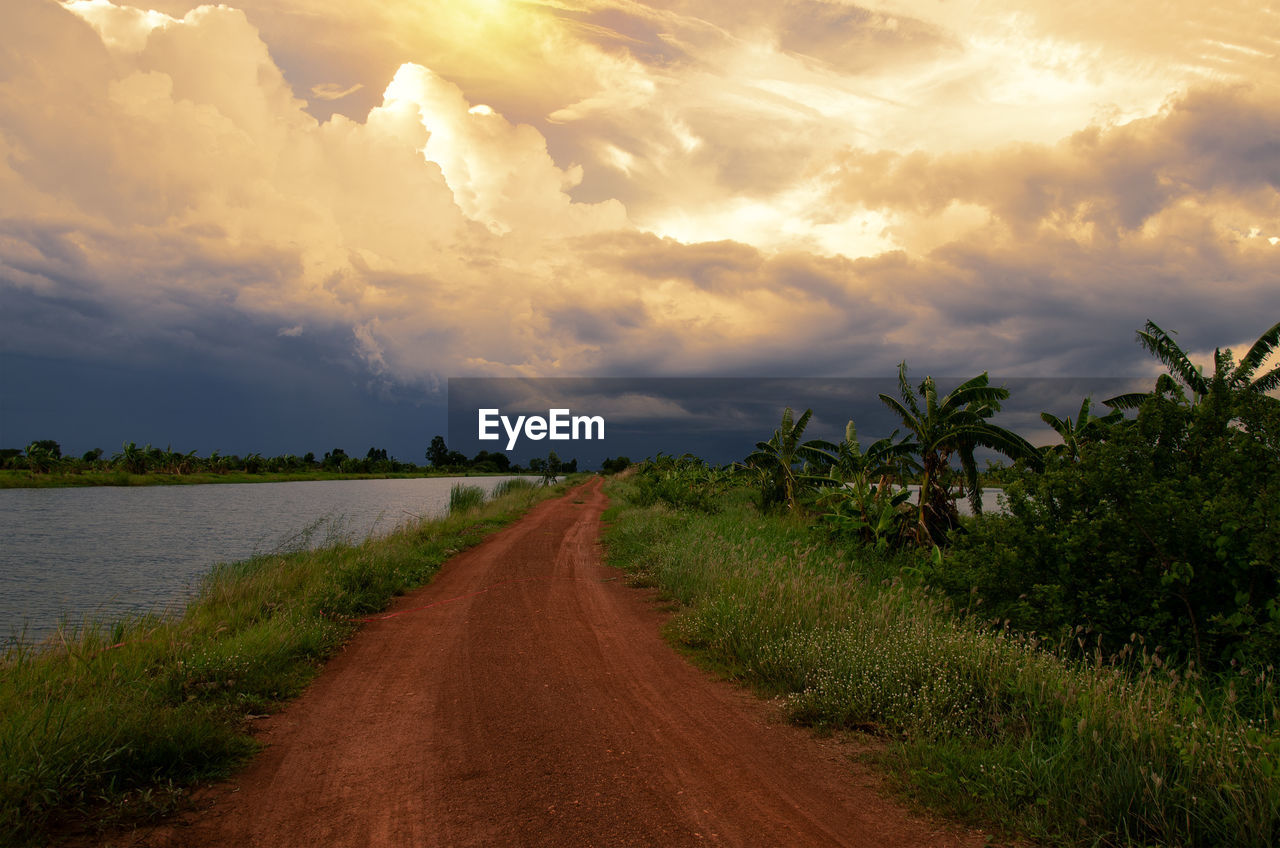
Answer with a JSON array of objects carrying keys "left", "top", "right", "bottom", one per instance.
[
  {"left": 1105, "top": 319, "right": 1280, "bottom": 410},
  {"left": 744, "top": 407, "right": 836, "bottom": 511},
  {"left": 880, "top": 363, "right": 1040, "bottom": 545}
]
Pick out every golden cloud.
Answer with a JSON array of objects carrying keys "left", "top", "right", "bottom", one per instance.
[{"left": 1, "top": 0, "right": 1277, "bottom": 390}]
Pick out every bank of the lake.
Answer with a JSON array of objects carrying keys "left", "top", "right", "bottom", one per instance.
[
  {"left": 1, "top": 475, "right": 543, "bottom": 646},
  {"left": 0, "top": 469, "right": 518, "bottom": 489},
  {"left": 0, "top": 476, "right": 575, "bottom": 846}
]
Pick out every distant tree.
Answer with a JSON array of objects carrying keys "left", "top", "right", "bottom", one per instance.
[
  {"left": 29, "top": 439, "right": 61, "bottom": 459},
  {"left": 366, "top": 447, "right": 389, "bottom": 463},
  {"left": 539, "top": 451, "right": 563, "bottom": 485},
  {"left": 116, "top": 442, "right": 149, "bottom": 475},
  {"left": 565, "top": 458, "right": 578, "bottom": 473},
  {"left": 445, "top": 449, "right": 469, "bottom": 467},
  {"left": 24, "top": 441, "right": 59, "bottom": 474},
  {"left": 207, "top": 450, "right": 231, "bottom": 474},
  {"left": 600, "top": 456, "right": 632, "bottom": 474},
  {"left": 82, "top": 447, "right": 104, "bottom": 464},
  {"left": 470, "top": 450, "right": 511, "bottom": 472},
  {"left": 426, "top": 435, "right": 450, "bottom": 468},
  {"left": 322, "top": 448, "right": 348, "bottom": 470},
  {"left": 302, "top": 452, "right": 317, "bottom": 467}
]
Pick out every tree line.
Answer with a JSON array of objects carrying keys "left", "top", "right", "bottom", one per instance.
[
  {"left": 2, "top": 438, "right": 614, "bottom": 477},
  {"left": 0, "top": 443, "right": 429, "bottom": 476}
]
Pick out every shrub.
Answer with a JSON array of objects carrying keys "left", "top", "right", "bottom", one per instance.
[{"left": 942, "top": 388, "right": 1280, "bottom": 673}]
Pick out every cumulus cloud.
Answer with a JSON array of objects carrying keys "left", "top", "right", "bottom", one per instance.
[
  {"left": 1, "top": 0, "right": 629, "bottom": 382},
  {"left": 2, "top": 0, "right": 1279, "bottom": 417}
]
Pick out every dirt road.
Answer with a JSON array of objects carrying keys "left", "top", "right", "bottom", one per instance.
[{"left": 142, "top": 478, "right": 984, "bottom": 847}]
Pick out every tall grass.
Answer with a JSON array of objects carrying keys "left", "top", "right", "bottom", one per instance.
[
  {"left": 603, "top": 479, "right": 1280, "bottom": 847},
  {"left": 0, "top": 479, "right": 566, "bottom": 846},
  {"left": 448, "top": 483, "right": 486, "bottom": 513},
  {"left": 491, "top": 477, "right": 537, "bottom": 499}
]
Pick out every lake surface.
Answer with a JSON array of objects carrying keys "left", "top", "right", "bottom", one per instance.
[{"left": 0, "top": 476, "right": 528, "bottom": 647}]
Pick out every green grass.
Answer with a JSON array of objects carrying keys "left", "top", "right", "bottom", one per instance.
[
  {"left": 448, "top": 483, "right": 487, "bottom": 513},
  {"left": 0, "top": 478, "right": 571, "bottom": 846},
  {"left": 0, "top": 469, "right": 532, "bottom": 489},
  {"left": 491, "top": 477, "right": 538, "bottom": 499},
  {"left": 602, "top": 478, "right": 1280, "bottom": 847}
]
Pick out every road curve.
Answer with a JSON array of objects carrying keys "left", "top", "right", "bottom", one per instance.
[{"left": 141, "top": 478, "right": 984, "bottom": 847}]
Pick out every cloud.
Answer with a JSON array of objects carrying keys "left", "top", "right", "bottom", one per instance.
[
  {"left": 2, "top": 0, "right": 1279, "bottom": 428},
  {"left": 310, "top": 82, "right": 364, "bottom": 101}
]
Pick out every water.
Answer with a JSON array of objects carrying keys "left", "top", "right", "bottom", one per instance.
[
  {"left": 0, "top": 476, "right": 529, "bottom": 646},
  {"left": 902, "top": 485, "right": 1005, "bottom": 516}
]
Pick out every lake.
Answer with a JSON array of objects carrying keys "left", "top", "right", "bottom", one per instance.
[{"left": 0, "top": 476, "right": 529, "bottom": 647}]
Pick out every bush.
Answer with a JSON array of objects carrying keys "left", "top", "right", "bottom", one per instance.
[
  {"left": 631, "top": 455, "right": 731, "bottom": 512},
  {"left": 941, "top": 388, "right": 1280, "bottom": 673}
]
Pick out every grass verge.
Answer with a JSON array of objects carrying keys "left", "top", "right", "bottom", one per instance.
[
  {"left": 602, "top": 478, "right": 1279, "bottom": 847},
  {"left": 0, "top": 478, "right": 575, "bottom": 846}
]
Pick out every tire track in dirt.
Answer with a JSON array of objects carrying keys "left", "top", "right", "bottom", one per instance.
[{"left": 140, "top": 478, "right": 986, "bottom": 847}]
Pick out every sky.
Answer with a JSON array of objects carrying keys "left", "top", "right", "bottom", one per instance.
[{"left": 1, "top": 0, "right": 1278, "bottom": 462}]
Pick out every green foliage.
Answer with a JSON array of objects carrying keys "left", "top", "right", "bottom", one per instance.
[
  {"left": 599, "top": 456, "right": 632, "bottom": 474},
  {"left": 426, "top": 435, "right": 449, "bottom": 468},
  {"left": 880, "top": 363, "right": 1040, "bottom": 546},
  {"left": 742, "top": 407, "right": 837, "bottom": 511},
  {"left": 943, "top": 382, "right": 1280, "bottom": 673},
  {"left": 491, "top": 477, "right": 536, "bottom": 499},
  {"left": 469, "top": 450, "right": 511, "bottom": 472},
  {"left": 1039, "top": 397, "right": 1125, "bottom": 461},
  {"left": 632, "top": 454, "right": 735, "bottom": 512},
  {"left": 22, "top": 442, "right": 60, "bottom": 474},
  {"left": 1, "top": 434, "right": 547, "bottom": 485},
  {"left": 815, "top": 421, "right": 915, "bottom": 549},
  {"left": 448, "top": 483, "right": 486, "bottom": 513},
  {"left": 604, "top": 480, "right": 1280, "bottom": 847}
]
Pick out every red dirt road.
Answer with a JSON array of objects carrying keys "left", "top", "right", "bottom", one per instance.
[{"left": 142, "top": 479, "right": 986, "bottom": 847}]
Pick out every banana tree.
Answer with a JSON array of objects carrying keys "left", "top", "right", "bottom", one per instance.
[
  {"left": 115, "top": 441, "right": 150, "bottom": 475},
  {"left": 818, "top": 421, "right": 913, "bottom": 548},
  {"left": 1105, "top": 319, "right": 1280, "bottom": 410},
  {"left": 23, "top": 442, "right": 58, "bottom": 474},
  {"left": 743, "top": 407, "right": 837, "bottom": 511},
  {"left": 880, "top": 363, "right": 1040, "bottom": 546},
  {"left": 1040, "top": 398, "right": 1124, "bottom": 461}
]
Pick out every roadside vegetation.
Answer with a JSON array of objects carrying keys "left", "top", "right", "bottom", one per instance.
[
  {"left": 0, "top": 477, "right": 574, "bottom": 846},
  {"left": 605, "top": 318, "right": 1280, "bottom": 847}
]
